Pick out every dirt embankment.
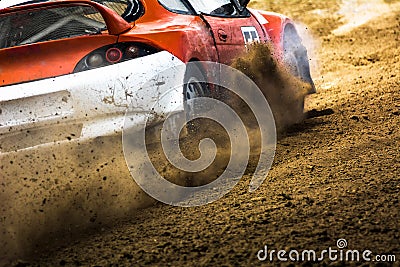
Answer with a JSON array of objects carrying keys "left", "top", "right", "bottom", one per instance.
[{"left": 7, "top": 0, "right": 400, "bottom": 265}]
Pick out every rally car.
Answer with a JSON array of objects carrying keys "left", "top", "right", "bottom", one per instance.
[
  {"left": 0, "top": 1, "right": 317, "bottom": 258},
  {"left": 0, "top": 0, "right": 315, "bottom": 153}
]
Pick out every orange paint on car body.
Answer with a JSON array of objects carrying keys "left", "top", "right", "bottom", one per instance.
[{"left": 0, "top": 0, "right": 297, "bottom": 87}]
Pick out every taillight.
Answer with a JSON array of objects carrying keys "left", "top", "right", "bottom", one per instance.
[
  {"left": 73, "top": 43, "right": 159, "bottom": 73},
  {"left": 106, "top": 48, "right": 123, "bottom": 63}
]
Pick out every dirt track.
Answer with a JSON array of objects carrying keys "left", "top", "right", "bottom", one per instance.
[{"left": 9, "top": 0, "right": 400, "bottom": 265}]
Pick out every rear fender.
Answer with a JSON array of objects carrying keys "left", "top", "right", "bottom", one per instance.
[
  {"left": 118, "top": 16, "right": 219, "bottom": 63},
  {"left": 248, "top": 9, "right": 293, "bottom": 59},
  {"left": 249, "top": 9, "right": 315, "bottom": 93}
]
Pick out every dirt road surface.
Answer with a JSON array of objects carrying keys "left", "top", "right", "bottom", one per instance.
[{"left": 7, "top": 0, "right": 400, "bottom": 265}]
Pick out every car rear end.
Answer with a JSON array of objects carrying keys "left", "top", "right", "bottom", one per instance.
[{"left": 0, "top": 1, "right": 186, "bottom": 262}]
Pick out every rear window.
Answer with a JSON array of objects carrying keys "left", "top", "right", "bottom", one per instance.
[
  {"left": 5, "top": 0, "right": 144, "bottom": 20},
  {"left": 0, "top": 5, "right": 106, "bottom": 49}
]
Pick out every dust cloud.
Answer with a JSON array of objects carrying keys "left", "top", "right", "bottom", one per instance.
[
  {"left": 1, "top": 42, "right": 313, "bottom": 266},
  {"left": 149, "top": 42, "right": 314, "bottom": 194},
  {"left": 0, "top": 135, "right": 155, "bottom": 264},
  {"left": 230, "top": 42, "right": 312, "bottom": 132}
]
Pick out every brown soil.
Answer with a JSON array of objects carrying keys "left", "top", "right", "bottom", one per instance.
[{"left": 5, "top": 0, "right": 400, "bottom": 265}]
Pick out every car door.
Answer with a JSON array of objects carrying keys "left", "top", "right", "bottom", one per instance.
[{"left": 186, "top": 0, "right": 266, "bottom": 65}]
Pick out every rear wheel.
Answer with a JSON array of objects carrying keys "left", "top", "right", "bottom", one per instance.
[
  {"left": 283, "top": 24, "right": 315, "bottom": 93},
  {"left": 183, "top": 62, "right": 209, "bottom": 132},
  {"left": 181, "top": 62, "right": 229, "bottom": 187}
]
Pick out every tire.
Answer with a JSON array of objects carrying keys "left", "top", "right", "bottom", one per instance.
[
  {"left": 183, "top": 62, "right": 209, "bottom": 133},
  {"left": 282, "top": 25, "right": 316, "bottom": 114},
  {"left": 283, "top": 25, "right": 316, "bottom": 94}
]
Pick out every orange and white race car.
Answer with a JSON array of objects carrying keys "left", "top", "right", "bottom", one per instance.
[{"left": 0, "top": 0, "right": 314, "bottom": 151}]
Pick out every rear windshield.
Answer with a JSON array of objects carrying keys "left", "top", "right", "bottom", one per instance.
[
  {"left": 0, "top": 5, "right": 106, "bottom": 49},
  {"left": 6, "top": 0, "right": 144, "bottom": 22}
]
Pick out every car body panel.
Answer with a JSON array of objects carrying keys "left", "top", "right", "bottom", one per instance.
[
  {"left": 200, "top": 14, "right": 266, "bottom": 64},
  {"left": 118, "top": 14, "right": 219, "bottom": 63},
  {"left": 0, "top": 35, "right": 118, "bottom": 86},
  {"left": 251, "top": 9, "right": 291, "bottom": 56}
]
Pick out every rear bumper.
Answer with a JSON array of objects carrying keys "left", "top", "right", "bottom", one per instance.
[{"left": 0, "top": 51, "right": 185, "bottom": 153}]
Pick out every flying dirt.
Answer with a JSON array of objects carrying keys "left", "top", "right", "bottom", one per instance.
[{"left": 0, "top": 28, "right": 308, "bottom": 267}]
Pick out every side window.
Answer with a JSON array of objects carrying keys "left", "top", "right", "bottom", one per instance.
[
  {"left": 92, "top": 0, "right": 144, "bottom": 22},
  {"left": 158, "top": 0, "right": 191, "bottom": 14},
  {"left": 187, "top": 0, "right": 240, "bottom": 17}
]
